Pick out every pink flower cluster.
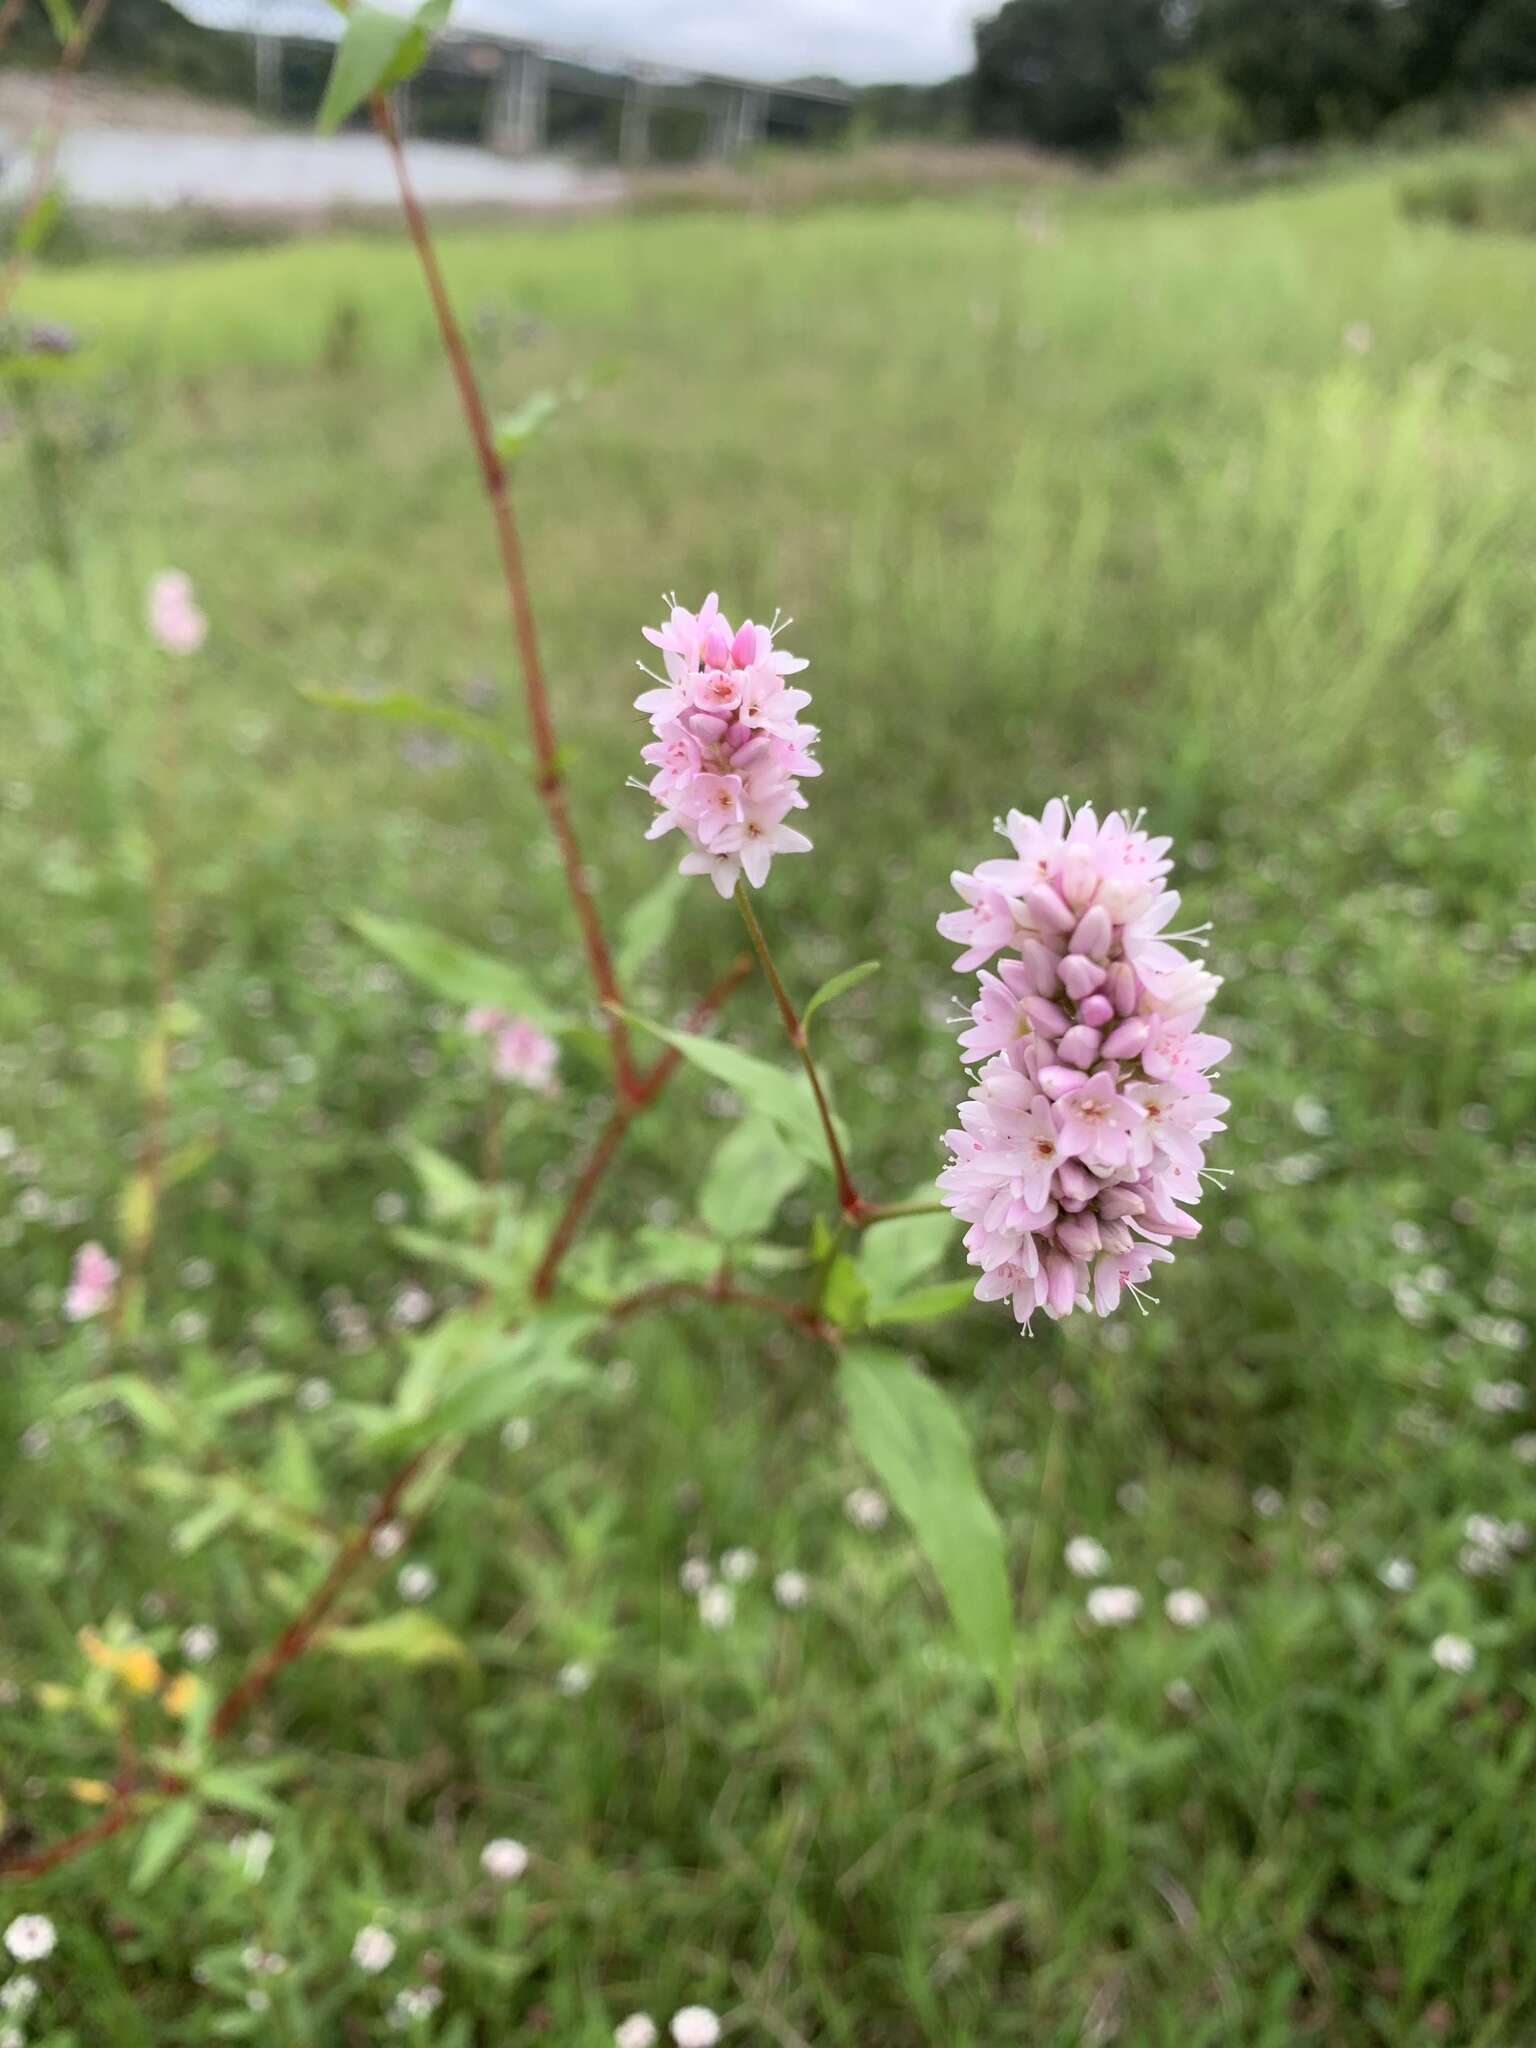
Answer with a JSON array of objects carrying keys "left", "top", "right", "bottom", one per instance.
[
  {"left": 465, "top": 1009, "right": 560, "bottom": 1093},
  {"left": 147, "top": 571, "right": 207, "bottom": 656},
  {"left": 65, "top": 1241, "right": 118, "bottom": 1322},
  {"left": 635, "top": 593, "right": 818, "bottom": 898},
  {"left": 937, "top": 800, "right": 1228, "bottom": 1333}
]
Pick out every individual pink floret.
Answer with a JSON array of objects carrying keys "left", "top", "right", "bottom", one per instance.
[
  {"left": 465, "top": 1010, "right": 560, "bottom": 1094},
  {"left": 64, "top": 1241, "right": 119, "bottom": 1322},
  {"left": 147, "top": 571, "right": 208, "bottom": 656}
]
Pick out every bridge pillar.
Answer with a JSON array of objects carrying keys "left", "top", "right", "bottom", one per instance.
[{"left": 487, "top": 46, "right": 548, "bottom": 155}]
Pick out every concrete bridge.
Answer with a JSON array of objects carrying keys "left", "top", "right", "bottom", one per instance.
[{"left": 169, "top": 0, "right": 851, "bottom": 163}]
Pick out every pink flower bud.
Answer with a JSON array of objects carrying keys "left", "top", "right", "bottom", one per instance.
[
  {"left": 703, "top": 627, "right": 732, "bottom": 668},
  {"left": 1039, "top": 1063, "right": 1088, "bottom": 1099},
  {"left": 1019, "top": 940, "right": 1060, "bottom": 995},
  {"left": 1061, "top": 848, "right": 1098, "bottom": 910},
  {"left": 731, "top": 621, "right": 757, "bottom": 666},
  {"left": 1045, "top": 1253, "right": 1079, "bottom": 1316},
  {"left": 1055, "top": 1160, "right": 1099, "bottom": 1204},
  {"left": 1078, "top": 994, "right": 1114, "bottom": 1028},
  {"left": 1070, "top": 905, "right": 1112, "bottom": 960},
  {"left": 1056, "top": 1024, "right": 1103, "bottom": 1069},
  {"left": 1057, "top": 1212, "right": 1101, "bottom": 1259},
  {"left": 1023, "top": 996, "right": 1071, "bottom": 1038},
  {"left": 1102, "top": 1017, "right": 1150, "bottom": 1060},
  {"left": 1106, "top": 962, "right": 1138, "bottom": 1015},
  {"left": 1025, "top": 882, "right": 1075, "bottom": 933},
  {"left": 1058, "top": 953, "right": 1106, "bottom": 1001}
]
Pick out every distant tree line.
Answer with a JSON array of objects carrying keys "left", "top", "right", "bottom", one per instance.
[{"left": 961, "top": 0, "right": 1536, "bottom": 153}]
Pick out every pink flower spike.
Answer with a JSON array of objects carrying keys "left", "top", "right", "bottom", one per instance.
[
  {"left": 147, "top": 571, "right": 208, "bottom": 656},
  {"left": 937, "top": 799, "right": 1226, "bottom": 1332},
  {"left": 65, "top": 1241, "right": 119, "bottom": 1322},
  {"left": 465, "top": 1009, "right": 560, "bottom": 1095},
  {"left": 635, "top": 595, "right": 816, "bottom": 897}
]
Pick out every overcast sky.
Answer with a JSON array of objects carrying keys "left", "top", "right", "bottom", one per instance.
[{"left": 501, "top": 2, "right": 978, "bottom": 85}]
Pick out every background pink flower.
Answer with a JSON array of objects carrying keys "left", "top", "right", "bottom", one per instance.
[{"left": 147, "top": 571, "right": 208, "bottom": 655}]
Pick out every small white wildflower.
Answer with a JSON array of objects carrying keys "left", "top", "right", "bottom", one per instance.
[
  {"left": 1064, "top": 1536, "right": 1109, "bottom": 1580},
  {"left": 1473, "top": 1379, "right": 1527, "bottom": 1413},
  {"left": 390, "top": 1985, "right": 443, "bottom": 2027},
  {"left": 670, "top": 2008, "right": 722, "bottom": 2048},
  {"left": 352, "top": 1925, "right": 396, "bottom": 1974},
  {"left": 501, "top": 1416, "right": 534, "bottom": 1451},
  {"left": 1431, "top": 1633, "right": 1476, "bottom": 1675},
  {"left": 0, "top": 2023, "right": 22, "bottom": 2048},
  {"left": 0, "top": 1976, "right": 37, "bottom": 2016},
  {"left": 231, "top": 1828, "right": 274, "bottom": 1881},
  {"left": 1251, "top": 1486, "right": 1283, "bottom": 1520},
  {"left": 246, "top": 1989, "right": 271, "bottom": 2014},
  {"left": 397, "top": 1563, "right": 437, "bottom": 1604},
  {"left": 773, "top": 1569, "right": 809, "bottom": 1611},
  {"left": 1460, "top": 1542, "right": 1505, "bottom": 1578},
  {"left": 844, "top": 1486, "right": 888, "bottom": 1532},
  {"left": 370, "top": 1519, "right": 406, "bottom": 1560},
  {"left": 1086, "top": 1585, "right": 1142, "bottom": 1628},
  {"left": 720, "top": 1547, "right": 757, "bottom": 1585},
  {"left": 616, "top": 2016, "right": 659, "bottom": 2048},
  {"left": 296, "top": 1375, "right": 334, "bottom": 1412},
  {"left": 1502, "top": 1519, "right": 1530, "bottom": 1552},
  {"left": 480, "top": 1837, "right": 529, "bottom": 1882},
  {"left": 1378, "top": 1557, "right": 1416, "bottom": 1592},
  {"left": 3, "top": 1918, "right": 55, "bottom": 1964},
  {"left": 698, "top": 1585, "right": 735, "bottom": 1631},
  {"left": 179, "top": 1624, "right": 219, "bottom": 1665},
  {"left": 1164, "top": 1588, "right": 1209, "bottom": 1629},
  {"left": 556, "top": 1660, "right": 592, "bottom": 1697},
  {"left": 1465, "top": 1513, "right": 1504, "bottom": 1548},
  {"left": 678, "top": 1557, "right": 712, "bottom": 1594},
  {"left": 19, "top": 1424, "right": 50, "bottom": 1461},
  {"left": 1164, "top": 1677, "right": 1197, "bottom": 1713},
  {"left": 1513, "top": 1432, "right": 1536, "bottom": 1465}
]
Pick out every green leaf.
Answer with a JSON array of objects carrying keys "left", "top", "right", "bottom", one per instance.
[
  {"left": 391, "top": 1227, "right": 528, "bottom": 1297},
  {"left": 857, "top": 1206, "right": 956, "bottom": 1309},
  {"left": 350, "top": 911, "right": 566, "bottom": 1033},
  {"left": 802, "top": 960, "right": 881, "bottom": 1033},
  {"left": 194, "top": 1766, "right": 291, "bottom": 1822},
  {"left": 55, "top": 1374, "right": 185, "bottom": 1442},
  {"left": 619, "top": 1009, "right": 846, "bottom": 1173},
  {"left": 614, "top": 871, "right": 688, "bottom": 986},
  {"left": 821, "top": 1252, "right": 870, "bottom": 1333},
  {"left": 315, "top": 0, "right": 450, "bottom": 133},
  {"left": 867, "top": 1279, "right": 976, "bottom": 1326},
  {"left": 320, "top": 1612, "right": 474, "bottom": 1670},
  {"left": 130, "top": 1799, "right": 200, "bottom": 1893},
  {"left": 698, "top": 1115, "right": 808, "bottom": 1242},
  {"left": 494, "top": 389, "right": 562, "bottom": 461},
  {"left": 837, "top": 1345, "right": 1013, "bottom": 1706},
  {"left": 376, "top": 1313, "right": 595, "bottom": 1452},
  {"left": 300, "top": 685, "right": 525, "bottom": 764},
  {"left": 17, "top": 187, "right": 62, "bottom": 260},
  {"left": 266, "top": 1418, "right": 324, "bottom": 1514},
  {"left": 40, "top": 0, "right": 76, "bottom": 44},
  {"left": 203, "top": 1373, "right": 295, "bottom": 1419},
  {"left": 400, "top": 1139, "right": 487, "bottom": 1225}
]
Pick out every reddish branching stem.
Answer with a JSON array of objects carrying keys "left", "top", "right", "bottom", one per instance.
[
  {"left": 608, "top": 1277, "right": 836, "bottom": 1345},
  {"left": 531, "top": 954, "right": 752, "bottom": 1298},
  {"left": 207, "top": 1453, "right": 428, "bottom": 1745},
  {"left": 369, "top": 95, "right": 639, "bottom": 1102},
  {"left": 0, "top": 0, "right": 113, "bottom": 320}
]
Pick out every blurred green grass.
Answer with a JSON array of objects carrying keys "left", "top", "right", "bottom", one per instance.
[{"left": 3, "top": 159, "right": 1536, "bottom": 2042}]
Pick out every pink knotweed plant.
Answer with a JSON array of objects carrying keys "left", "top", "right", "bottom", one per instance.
[
  {"left": 146, "top": 571, "right": 208, "bottom": 656},
  {"left": 937, "top": 799, "right": 1228, "bottom": 1333},
  {"left": 465, "top": 1009, "right": 560, "bottom": 1093},
  {"left": 64, "top": 1241, "right": 119, "bottom": 1323},
  {"left": 634, "top": 592, "right": 818, "bottom": 897}
]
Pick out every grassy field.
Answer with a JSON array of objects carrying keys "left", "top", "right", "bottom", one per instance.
[{"left": 5, "top": 149, "right": 1536, "bottom": 2045}]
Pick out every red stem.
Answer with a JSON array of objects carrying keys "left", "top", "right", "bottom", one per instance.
[
  {"left": 608, "top": 1277, "right": 835, "bottom": 1344},
  {"left": 530, "top": 954, "right": 752, "bottom": 1298},
  {"left": 0, "top": 0, "right": 112, "bottom": 320},
  {"left": 369, "top": 96, "right": 639, "bottom": 1102}
]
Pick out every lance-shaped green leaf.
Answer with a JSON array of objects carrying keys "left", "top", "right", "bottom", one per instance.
[
  {"left": 319, "top": 1612, "right": 474, "bottom": 1670},
  {"left": 619, "top": 1008, "right": 847, "bottom": 1173},
  {"left": 301, "top": 684, "right": 526, "bottom": 764},
  {"left": 494, "top": 389, "right": 562, "bottom": 461},
  {"left": 615, "top": 870, "right": 688, "bottom": 986},
  {"left": 350, "top": 911, "right": 566, "bottom": 1033},
  {"left": 130, "top": 1799, "right": 200, "bottom": 1894},
  {"left": 802, "top": 960, "right": 880, "bottom": 1033},
  {"left": 857, "top": 1203, "right": 955, "bottom": 1310},
  {"left": 866, "top": 1279, "right": 976, "bottom": 1327},
  {"left": 316, "top": 0, "right": 451, "bottom": 133},
  {"left": 837, "top": 1344, "right": 1013, "bottom": 1707},
  {"left": 698, "top": 1115, "right": 808, "bottom": 1242}
]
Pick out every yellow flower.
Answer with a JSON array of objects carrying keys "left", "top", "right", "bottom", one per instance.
[
  {"left": 79, "top": 1627, "right": 163, "bottom": 1696},
  {"left": 161, "top": 1673, "right": 203, "bottom": 1719},
  {"left": 67, "top": 1778, "right": 115, "bottom": 1805}
]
